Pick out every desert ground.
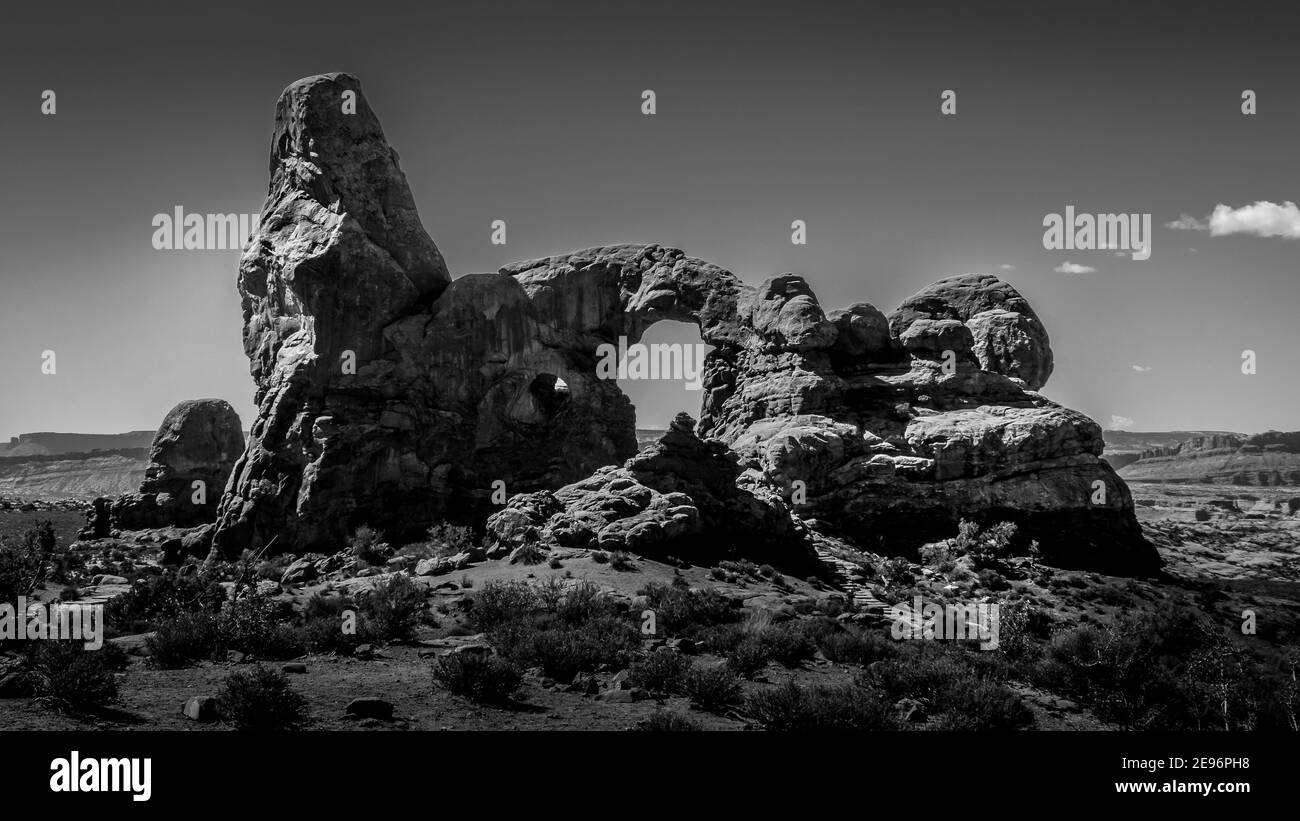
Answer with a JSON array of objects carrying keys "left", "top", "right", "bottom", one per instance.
[{"left": 2, "top": 477, "right": 1296, "bottom": 733}]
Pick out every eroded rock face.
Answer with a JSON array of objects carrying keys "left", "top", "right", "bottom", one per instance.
[
  {"left": 488, "top": 412, "right": 814, "bottom": 569},
  {"left": 889, "top": 273, "right": 1053, "bottom": 390},
  {"left": 209, "top": 76, "right": 636, "bottom": 556},
  {"left": 101, "top": 399, "right": 244, "bottom": 531},
  {"left": 207, "top": 73, "right": 1157, "bottom": 576}
]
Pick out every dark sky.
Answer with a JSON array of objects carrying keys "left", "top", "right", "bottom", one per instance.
[{"left": 1, "top": 0, "right": 1296, "bottom": 439}]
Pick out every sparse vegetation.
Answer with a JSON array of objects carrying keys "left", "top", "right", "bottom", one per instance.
[
  {"left": 638, "top": 709, "right": 700, "bottom": 731},
  {"left": 217, "top": 666, "right": 307, "bottom": 730},
  {"left": 433, "top": 653, "right": 522, "bottom": 705},
  {"left": 355, "top": 572, "right": 429, "bottom": 641},
  {"left": 746, "top": 681, "right": 897, "bottom": 731},
  {"left": 348, "top": 525, "right": 390, "bottom": 567},
  {"left": 638, "top": 581, "right": 740, "bottom": 636},
  {"left": 683, "top": 663, "right": 742, "bottom": 712},
  {"left": 608, "top": 551, "right": 636, "bottom": 571},
  {"left": 0, "top": 524, "right": 53, "bottom": 600},
  {"left": 629, "top": 649, "right": 692, "bottom": 693},
  {"left": 23, "top": 642, "right": 121, "bottom": 711}
]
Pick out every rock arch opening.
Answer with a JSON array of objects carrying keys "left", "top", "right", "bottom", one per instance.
[{"left": 615, "top": 319, "right": 714, "bottom": 440}]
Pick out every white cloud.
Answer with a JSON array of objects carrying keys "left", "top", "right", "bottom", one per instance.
[
  {"left": 1208, "top": 200, "right": 1300, "bottom": 239},
  {"left": 1131, "top": 365, "right": 1151, "bottom": 372},
  {"left": 1054, "top": 261, "right": 1096, "bottom": 274},
  {"left": 999, "top": 263, "right": 1015, "bottom": 270},
  {"left": 1109, "top": 415, "right": 1135, "bottom": 430},
  {"left": 1166, "top": 201, "right": 1300, "bottom": 239},
  {"left": 1166, "top": 213, "right": 1208, "bottom": 231}
]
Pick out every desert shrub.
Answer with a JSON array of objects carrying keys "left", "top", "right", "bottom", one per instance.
[
  {"left": 879, "top": 557, "right": 915, "bottom": 588},
  {"left": 638, "top": 581, "right": 740, "bottom": 635},
  {"left": 683, "top": 664, "right": 742, "bottom": 712},
  {"left": 219, "top": 596, "right": 304, "bottom": 658},
  {"left": 1093, "top": 582, "right": 1136, "bottom": 607},
  {"left": 492, "top": 614, "right": 639, "bottom": 682},
  {"left": 590, "top": 550, "right": 609, "bottom": 564},
  {"left": 629, "top": 650, "right": 692, "bottom": 693},
  {"left": 533, "top": 575, "right": 567, "bottom": 613},
  {"left": 862, "top": 650, "right": 973, "bottom": 702},
  {"left": 349, "top": 525, "right": 390, "bottom": 567},
  {"left": 433, "top": 653, "right": 522, "bottom": 705},
  {"left": 857, "top": 643, "right": 1030, "bottom": 729},
  {"left": 538, "top": 579, "right": 620, "bottom": 625},
  {"left": 609, "top": 551, "right": 636, "bottom": 571},
  {"left": 786, "top": 618, "right": 839, "bottom": 658},
  {"left": 919, "top": 540, "right": 955, "bottom": 571},
  {"left": 815, "top": 596, "right": 848, "bottom": 617},
  {"left": 105, "top": 567, "right": 226, "bottom": 632},
  {"left": 760, "top": 625, "right": 816, "bottom": 667},
  {"left": 425, "top": 522, "right": 477, "bottom": 556},
  {"left": 718, "top": 615, "right": 819, "bottom": 676},
  {"left": 298, "top": 592, "right": 363, "bottom": 653},
  {"left": 818, "top": 629, "right": 896, "bottom": 665},
  {"left": 638, "top": 710, "right": 700, "bottom": 731},
  {"left": 303, "top": 591, "right": 353, "bottom": 621},
  {"left": 0, "top": 533, "right": 48, "bottom": 600},
  {"left": 25, "top": 520, "right": 58, "bottom": 553},
  {"left": 147, "top": 611, "right": 221, "bottom": 668},
  {"left": 709, "top": 567, "right": 727, "bottom": 582},
  {"left": 356, "top": 573, "right": 427, "bottom": 641},
  {"left": 725, "top": 637, "right": 770, "bottom": 678},
  {"left": 976, "top": 568, "right": 1010, "bottom": 592},
  {"left": 746, "top": 681, "right": 897, "bottom": 731},
  {"left": 146, "top": 595, "right": 302, "bottom": 667},
  {"left": 993, "top": 600, "right": 1050, "bottom": 662},
  {"left": 929, "top": 679, "right": 1034, "bottom": 730},
  {"left": 299, "top": 615, "right": 362, "bottom": 654},
  {"left": 697, "top": 623, "right": 746, "bottom": 655},
  {"left": 25, "top": 641, "right": 119, "bottom": 710},
  {"left": 217, "top": 666, "right": 307, "bottom": 730},
  {"left": 950, "top": 519, "right": 1018, "bottom": 569},
  {"left": 1037, "top": 609, "right": 1215, "bottom": 728},
  {"left": 255, "top": 554, "right": 293, "bottom": 581},
  {"left": 470, "top": 580, "right": 540, "bottom": 631}
]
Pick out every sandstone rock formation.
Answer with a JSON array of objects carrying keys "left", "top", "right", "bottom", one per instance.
[
  {"left": 203, "top": 72, "right": 1159, "bottom": 576},
  {"left": 488, "top": 412, "right": 815, "bottom": 569},
  {"left": 1119, "top": 431, "right": 1300, "bottom": 485},
  {"left": 209, "top": 74, "right": 636, "bottom": 557},
  {"left": 84, "top": 399, "right": 244, "bottom": 536}
]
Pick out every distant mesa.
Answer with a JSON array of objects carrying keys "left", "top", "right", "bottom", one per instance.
[
  {"left": 0, "top": 431, "right": 156, "bottom": 458},
  {"left": 1117, "top": 430, "right": 1300, "bottom": 486},
  {"left": 1100, "top": 430, "right": 1241, "bottom": 472}
]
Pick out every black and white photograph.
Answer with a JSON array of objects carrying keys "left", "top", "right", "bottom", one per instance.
[{"left": 0, "top": 0, "right": 1294, "bottom": 805}]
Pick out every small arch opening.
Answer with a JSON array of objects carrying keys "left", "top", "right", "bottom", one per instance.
[{"left": 529, "top": 373, "right": 571, "bottom": 418}]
